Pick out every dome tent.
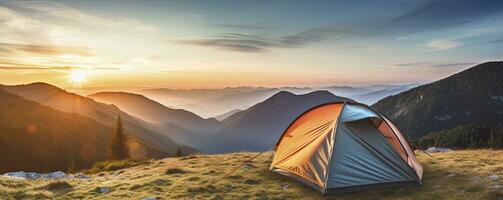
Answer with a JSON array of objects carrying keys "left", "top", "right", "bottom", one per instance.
[{"left": 270, "top": 102, "right": 423, "bottom": 195}]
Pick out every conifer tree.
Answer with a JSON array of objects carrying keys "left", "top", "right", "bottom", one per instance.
[
  {"left": 174, "top": 146, "right": 182, "bottom": 157},
  {"left": 109, "top": 116, "right": 130, "bottom": 160}
]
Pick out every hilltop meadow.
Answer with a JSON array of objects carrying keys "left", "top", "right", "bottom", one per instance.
[{"left": 1, "top": 150, "right": 502, "bottom": 200}]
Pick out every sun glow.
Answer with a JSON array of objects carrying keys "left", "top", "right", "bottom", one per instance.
[{"left": 69, "top": 70, "right": 88, "bottom": 84}]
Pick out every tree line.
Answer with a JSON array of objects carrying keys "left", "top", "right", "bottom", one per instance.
[{"left": 418, "top": 124, "right": 503, "bottom": 149}]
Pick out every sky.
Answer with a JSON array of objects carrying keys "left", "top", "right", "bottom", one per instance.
[{"left": 1, "top": 0, "right": 502, "bottom": 90}]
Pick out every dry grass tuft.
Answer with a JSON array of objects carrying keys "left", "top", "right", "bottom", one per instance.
[
  {"left": 41, "top": 181, "right": 72, "bottom": 191},
  {"left": 165, "top": 167, "right": 189, "bottom": 175}
]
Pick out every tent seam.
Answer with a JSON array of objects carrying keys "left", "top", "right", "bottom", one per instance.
[{"left": 322, "top": 101, "right": 347, "bottom": 195}]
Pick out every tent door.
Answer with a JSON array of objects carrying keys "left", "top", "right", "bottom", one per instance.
[{"left": 326, "top": 118, "right": 417, "bottom": 190}]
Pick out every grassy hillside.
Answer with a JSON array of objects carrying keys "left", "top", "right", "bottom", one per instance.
[{"left": 1, "top": 150, "right": 502, "bottom": 199}]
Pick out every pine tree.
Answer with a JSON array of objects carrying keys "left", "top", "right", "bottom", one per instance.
[
  {"left": 109, "top": 116, "right": 130, "bottom": 160},
  {"left": 174, "top": 146, "right": 182, "bottom": 157}
]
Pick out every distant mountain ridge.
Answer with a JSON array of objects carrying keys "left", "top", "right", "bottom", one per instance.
[
  {"left": 2, "top": 83, "right": 197, "bottom": 156},
  {"left": 373, "top": 62, "right": 503, "bottom": 139},
  {"left": 352, "top": 84, "right": 418, "bottom": 104},
  {"left": 88, "top": 89, "right": 353, "bottom": 153},
  {"left": 88, "top": 92, "right": 223, "bottom": 132},
  {"left": 206, "top": 90, "right": 353, "bottom": 153},
  {"left": 137, "top": 84, "right": 415, "bottom": 118},
  {"left": 214, "top": 109, "right": 242, "bottom": 121}
]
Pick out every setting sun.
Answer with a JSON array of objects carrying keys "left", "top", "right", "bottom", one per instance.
[{"left": 69, "top": 70, "right": 88, "bottom": 84}]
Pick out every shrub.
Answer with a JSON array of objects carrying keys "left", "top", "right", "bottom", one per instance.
[
  {"left": 165, "top": 167, "right": 188, "bottom": 175},
  {"left": 86, "top": 159, "right": 145, "bottom": 174},
  {"left": 42, "top": 181, "right": 72, "bottom": 191}
]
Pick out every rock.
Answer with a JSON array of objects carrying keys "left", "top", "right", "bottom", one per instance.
[
  {"left": 99, "top": 188, "right": 110, "bottom": 193},
  {"left": 243, "top": 163, "right": 256, "bottom": 169},
  {"left": 74, "top": 174, "right": 91, "bottom": 179},
  {"left": 42, "top": 171, "right": 68, "bottom": 179},
  {"left": 446, "top": 174, "right": 456, "bottom": 178},
  {"left": 3, "top": 171, "right": 92, "bottom": 181},
  {"left": 281, "top": 184, "right": 291, "bottom": 190},
  {"left": 470, "top": 176, "right": 482, "bottom": 182},
  {"left": 142, "top": 198, "right": 158, "bottom": 200},
  {"left": 487, "top": 175, "right": 501, "bottom": 181},
  {"left": 490, "top": 185, "right": 503, "bottom": 189},
  {"left": 425, "top": 147, "right": 452, "bottom": 153},
  {"left": 3, "top": 172, "right": 42, "bottom": 180}
]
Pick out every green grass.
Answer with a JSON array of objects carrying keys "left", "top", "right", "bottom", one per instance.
[
  {"left": 0, "top": 150, "right": 502, "bottom": 199},
  {"left": 85, "top": 159, "right": 148, "bottom": 174},
  {"left": 40, "top": 181, "right": 73, "bottom": 191}
]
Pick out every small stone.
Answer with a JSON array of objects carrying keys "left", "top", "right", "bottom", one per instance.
[
  {"left": 282, "top": 184, "right": 291, "bottom": 190},
  {"left": 490, "top": 185, "right": 503, "bottom": 189},
  {"left": 3, "top": 172, "right": 42, "bottom": 180},
  {"left": 425, "top": 147, "right": 452, "bottom": 153},
  {"left": 243, "top": 163, "right": 256, "bottom": 169},
  {"left": 74, "top": 174, "right": 91, "bottom": 179},
  {"left": 142, "top": 198, "right": 158, "bottom": 200},
  {"left": 99, "top": 188, "right": 110, "bottom": 193},
  {"left": 43, "top": 171, "right": 67, "bottom": 179},
  {"left": 446, "top": 174, "right": 456, "bottom": 178},
  {"left": 487, "top": 175, "right": 501, "bottom": 181},
  {"left": 470, "top": 176, "right": 482, "bottom": 182}
]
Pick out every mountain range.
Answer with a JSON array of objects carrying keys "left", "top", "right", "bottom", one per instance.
[
  {"left": 1, "top": 61, "right": 502, "bottom": 173},
  {"left": 136, "top": 84, "right": 413, "bottom": 118},
  {"left": 0, "top": 88, "right": 113, "bottom": 173},
  {"left": 2, "top": 83, "right": 197, "bottom": 157},
  {"left": 205, "top": 91, "right": 352, "bottom": 153},
  {"left": 88, "top": 92, "right": 222, "bottom": 132},
  {"left": 373, "top": 61, "right": 503, "bottom": 139},
  {"left": 87, "top": 92, "right": 225, "bottom": 149},
  {"left": 89, "top": 90, "right": 352, "bottom": 153}
]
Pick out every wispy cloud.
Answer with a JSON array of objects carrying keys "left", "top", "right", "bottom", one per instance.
[
  {"left": 194, "top": 0, "right": 503, "bottom": 53},
  {"left": 0, "top": 66, "right": 73, "bottom": 71},
  {"left": 0, "top": 59, "right": 122, "bottom": 71},
  {"left": 394, "top": 61, "right": 476, "bottom": 68},
  {"left": 488, "top": 38, "right": 503, "bottom": 43},
  {"left": 176, "top": 33, "right": 274, "bottom": 52},
  {"left": 9, "top": 1, "right": 158, "bottom": 34},
  {"left": 0, "top": 42, "right": 91, "bottom": 56},
  {"left": 380, "top": 0, "right": 503, "bottom": 34},
  {"left": 0, "top": 1, "right": 163, "bottom": 74},
  {"left": 215, "top": 23, "right": 282, "bottom": 30},
  {"left": 175, "top": 28, "right": 351, "bottom": 53},
  {"left": 427, "top": 39, "right": 461, "bottom": 51},
  {"left": 0, "top": 59, "right": 75, "bottom": 71}
]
